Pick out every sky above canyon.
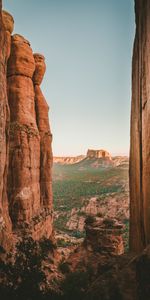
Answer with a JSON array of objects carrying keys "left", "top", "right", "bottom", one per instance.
[{"left": 3, "top": 0, "right": 135, "bottom": 156}]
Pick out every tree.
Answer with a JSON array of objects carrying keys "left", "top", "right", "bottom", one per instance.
[{"left": 0, "top": 237, "right": 55, "bottom": 300}]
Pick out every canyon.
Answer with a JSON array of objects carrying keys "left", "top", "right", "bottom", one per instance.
[
  {"left": 0, "top": 0, "right": 150, "bottom": 299},
  {"left": 53, "top": 153, "right": 129, "bottom": 239}
]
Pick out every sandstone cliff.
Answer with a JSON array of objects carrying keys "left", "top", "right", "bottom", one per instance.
[
  {"left": 130, "top": 0, "right": 150, "bottom": 253},
  {"left": 33, "top": 54, "right": 53, "bottom": 211},
  {"left": 0, "top": 5, "right": 13, "bottom": 250},
  {"left": 53, "top": 149, "right": 112, "bottom": 166},
  {"left": 0, "top": 6, "right": 53, "bottom": 250}
]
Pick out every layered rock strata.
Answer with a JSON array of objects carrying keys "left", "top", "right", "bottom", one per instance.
[
  {"left": 130, "top": 0, "right": 150, "bottom": 253},
  {"left": 66, "top": 218, "right": 124, "bottom": 273},
  {"left": 0, "top": 5, "right": 53, "bottom": 250},
  {"left": 87, "top": 149, "right": 112, "bottom": 159},
  {"left": 0, "top": 5, "right": 14, "bottom": 250},
  {"left": 7, "top": 35, "right": 41, "bottom": 229},
  {"left": 84, "top": 218, "right": 124, "bottom": 256},
  {"left": 33, "top": 53, "right": 53, "bottom": 210},
  {"left": 7, "top": 35, "right": 53, "bottom": 240}
]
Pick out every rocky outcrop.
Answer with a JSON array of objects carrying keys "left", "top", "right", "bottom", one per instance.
[
  {"left": 66, "top": 193, "right": 129, "bottom": 232},
  {"left": 84, "top": 217, "right": 124, "bottom": 256},
  {"left": 66, "top": 218, "right": 124, "bottom": 273},
  {"left": 7, "top": 35, "right": 53, "bottom": 241},
  {"left": 33, "top": 53, "right": 53, "bottom": 210},
  {"left": 87, "top": 149, "right": 112, "bottom": 159},
  {"left": 7, "top": 35, "right": 41, "bottom": 231},
  {"left": 130, "top": 0, "right": 150, "bottom": 253},
  {"left": 0, "top": 5, "right": 53, "bottom": 250},
  {"left": 2, "top": 10, "right": 14, "bottom": 34},
  {"left": 0, "top": 5, "right": 13, "bottom": 250},
  {"left": 53, "top": 155, "right": 85, "bottom": 165}
]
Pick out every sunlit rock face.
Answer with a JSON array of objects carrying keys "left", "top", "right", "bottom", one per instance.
[
  {"left": 7, "top": 34, "right": 41, "bottom": 229},
  {"left": 0, "top": 4, "right": 13, "bottom": 251},
  {"left": 0, "top": 4, "right": 53, "bottom": 251},
  {"left": 33, "top": 53, "right": 53, "bottom": 210},
  {"left": 130, "top": 0, "right": 150, "bottom": 253},
  {"left": 87, "top": 149, "right": 112, "bottom": 160},
  {"left": 33, "top": 53, "right": 46, "bottom": 85},
  {"left": 7, "top": 33, "right": 53, "bottom": 240},
  {"left": 2, "top": 10, "right": 14, "bottom": 34}
]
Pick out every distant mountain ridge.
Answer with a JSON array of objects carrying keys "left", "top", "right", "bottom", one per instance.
[
  {"left": 53, "top": 155, "right": 85, "bottom": 165},
  {"left": 53, "top": 149, "right": 129, "bottom": 168}
]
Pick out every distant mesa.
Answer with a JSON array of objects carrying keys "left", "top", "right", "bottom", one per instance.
[
  {"left": 53, "top": 149, "right": 129, "bottom": 169},
  {"left": 53, "top": 149, "right": 112, "bottom": 165},
  {"left": 86, "top": 149, "right": 112, "bottom": 160}
]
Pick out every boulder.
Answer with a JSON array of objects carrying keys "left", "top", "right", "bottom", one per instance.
[{"left": 2, "top": 10, "right": 14, "bottom": 33}]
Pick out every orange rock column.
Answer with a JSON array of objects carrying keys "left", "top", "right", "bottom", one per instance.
[
  {"left": 7, "top": 35, "right": 41, "bottom": 228},
  {"left": 0, "top": 8, "right": 14, "bottom": 250},
  {"left": 33, "top": 54, "right": 53, "bottom": 211}
]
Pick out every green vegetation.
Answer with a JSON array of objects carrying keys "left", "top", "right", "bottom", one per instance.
[
  {"left": 53, "top": 162, "right": 128, "bottom": 237},
  {"left": 123, "top": 219, "right": 129, "bottom": 251},
  {"left": 0, "top": 237, "right": 56, "bottom": 300},
  {"left": 60, "top": 270, "right": 92, "bottom": 300}
]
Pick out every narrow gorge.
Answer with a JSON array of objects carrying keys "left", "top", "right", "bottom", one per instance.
[{"left": 0, "top": 0, "right": 150, "bottom": 299}]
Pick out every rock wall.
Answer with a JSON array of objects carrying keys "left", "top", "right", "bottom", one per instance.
[
  {"left": 130, "top": 0, "right": 150, "bottom": 253},
  {"left": 7, "top": 34, "right": 53, "bottom": 240},
  {"left": 0, "top": 5, "right": 53, "bottom": 250},
  {"left": 0, "top": 5, "right": 13, "bottom": 250},
  {"left": 7, "top": 35, "right": 41, "bottom": 228},
  {"left": 33, "top": 53, "right": 53, "bottom": 210}
]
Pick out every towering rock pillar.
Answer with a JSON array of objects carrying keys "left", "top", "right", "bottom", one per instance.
[
  {"left": 33, "top": 54, "right": 53, "bottom": 210},
  {"left": 7, "top": 35, "right": 41, "bottom": 228},
  {"left": 130, "top": 0, "right": 150, "bottom": 252},
  {"left": 7, "top": 36, "right": 53, "bottom": 240},
  {"left": 0, "top": 6, "right": 14, "bottom": 249}
]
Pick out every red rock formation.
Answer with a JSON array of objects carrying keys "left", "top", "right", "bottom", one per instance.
[
  {"left": 87, "top": 149, "right": 112, "bottom": 160},
  {"left": 53, "top": 155, "right": 85, "bottom": 165},
  {"left": 85, "top": 217, "right": 124, "bottom": 256},
  {"left": 0, "top": 3, "right": 53, "bottom": 251},
  {"left": 33, "top": 53, "right": 53, "bottom": 210},
  {"left": 7, "top": 37, "right": 53, "bottom": 240},
  {"left": 7, "top": 34, "right": 41, "bottom": 228},
  {"left": 0, "top": 5, "right": 13, "bottom": 250},
  {"left": 130, "top": 0, "right": 150, "bottom": 253}
]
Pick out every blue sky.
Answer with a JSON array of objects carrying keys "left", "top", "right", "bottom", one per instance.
[{"left": 3, "top": 0, "right": 135, "bottom": 156}]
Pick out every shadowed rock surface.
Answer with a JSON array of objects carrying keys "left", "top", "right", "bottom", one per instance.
[
  {"left": 0, "top": 3, "right": 13, "bottom": 251},
  {"left": 130, "top": 0, "right": 150, "bottom": 253},
  {"left": 33, "top": 53, "right": 53, "bottom": 210}
]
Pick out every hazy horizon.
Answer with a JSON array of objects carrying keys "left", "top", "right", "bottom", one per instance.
[
  {"left": 3, "top": 0, "right": 135, "bottom": 157},
  {"left": 53, "top": 151, "right": 129, "bottom": 157}
]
